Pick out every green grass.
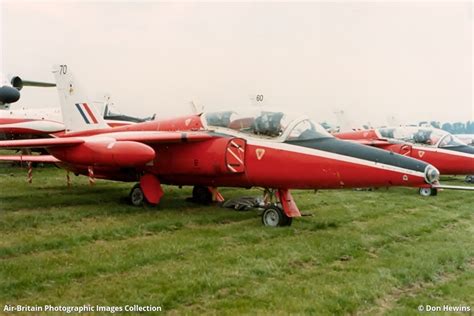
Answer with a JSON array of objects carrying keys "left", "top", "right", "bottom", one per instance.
[{"left": 0, "top": 166, "right": 473, "bottom": 314}]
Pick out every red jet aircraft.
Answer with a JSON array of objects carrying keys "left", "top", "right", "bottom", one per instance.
[
  {"left": 0, "top": 66, "right": 442, "bottom": 226},
  {"left": 336, "top": 126, "right": 474, "bottom": 196}
]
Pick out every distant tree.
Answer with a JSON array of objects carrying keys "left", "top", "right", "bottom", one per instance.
[
  {"left": 430, "top": 121, "right": 441, "bottom": 129},
  {"left": 442, "top": 122, "right": 453, "bottom": 133},
  {"left": 467, "top": 121, "right": 474, "bottom": 134},
  {"left": 452, "top": 122, "right": 465, "bottom": 134}
]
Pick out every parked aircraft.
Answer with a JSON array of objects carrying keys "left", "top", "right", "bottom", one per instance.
[
  {"left": 0, "top": 66, "right": 445, "bottom": 226},
  {"left": 0, "top": 107, "right": 64, "bottom": 139},
  {"left": 0, "top": 73, "right": 63, "bottom": 138},
  {"left": 456, "top": 134, "right": 474, "bottom": 146},
  {"left": 0, "top": 73, "right": 55, "bottom": 108},
  {"left": 0, "top": 75, "right": 154, "bottom": 139},
  {"left": 336, "top": 126, "right": 474, "bottom": 196}
]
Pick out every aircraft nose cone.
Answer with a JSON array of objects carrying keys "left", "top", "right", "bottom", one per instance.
[{"left": 424, "top": 165, "right": 440, "bottom": 184}]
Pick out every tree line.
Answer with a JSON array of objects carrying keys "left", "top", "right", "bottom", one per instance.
[{"left": 422, "top": 121, "right": 474, "bottom": 134}]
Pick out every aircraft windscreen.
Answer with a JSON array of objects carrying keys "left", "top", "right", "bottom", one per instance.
[
  {"left": 204, "top": 110, "right": 332, "bottom": 140},
  {"left": 437, "top": 134, "right": 466, "bottom": 148},
  {"left": 378, "top": 127, "right": 464, "bottom": 147},
  {"left": 286, "top": 119, "right": 333, "bottom": 141}
]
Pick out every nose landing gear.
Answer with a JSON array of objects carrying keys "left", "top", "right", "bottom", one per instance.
[
  {"left": 418, "top": 187, "right": 438, "bottom": 197},
  {"left": 262, "top": 205, "right": 293, "bottom": 227},
  {"left": 261, "top": 188, "right": 301, "bottom": 227}
]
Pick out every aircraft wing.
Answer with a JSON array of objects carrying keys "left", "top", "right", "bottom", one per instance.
[
  {"left": 21, "top": 80, "right": 56, "bottom": 88},
  {"left": 0, "top": 137, "right": 84, "bottom": 148},
  {"left": 0, "top": 155, "right": 60, "bottom": 163},
  {"left": 104, "top": 131, "right": 213, "bottom": 144},
  {"left": 0, "top": 131, "right": 212, "bottom": 149}
]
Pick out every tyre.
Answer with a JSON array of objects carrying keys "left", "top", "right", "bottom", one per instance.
[
  {"left": 129, "top": 183, "right": 145, "bottom": 206},
  {"left": 261, "top": 205, "right": 292, "bottom": 227},
  {"left": 192, "top": 185, "right": 213, "bottom": 204},
  {"left": 418, "top": 187, "right": 437, "bottom": 197}
]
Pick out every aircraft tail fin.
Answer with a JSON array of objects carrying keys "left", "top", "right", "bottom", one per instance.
[
  {"left": 334, "top": 110, "right": 353, "bottom": 132},
  {"left": 52, "top": 65, "right": 108, "bottom": 132}
]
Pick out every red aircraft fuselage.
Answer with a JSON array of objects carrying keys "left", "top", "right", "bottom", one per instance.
[
  {"left": 0, "top": 112, "right": 442, "bottom": 227},
  {"left": 47, "top": 114, "right": 435, "bottom": 191},
  {"left": 336, "top": 129, "right": 474, "bottom": 175}
]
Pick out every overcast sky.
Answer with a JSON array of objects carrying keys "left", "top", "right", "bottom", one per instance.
[{"left": 0, "top": 1, "right": 472, "bottom": 126}]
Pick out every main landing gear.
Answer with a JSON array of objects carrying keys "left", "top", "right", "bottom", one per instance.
[
  {"left": 192, "top": 185, "right": 213, "bottom": 204},
  {"left": 418, "top": 187, "right": 438, "bottom": 197},
  {"left": 127, "top": 179, "right": 301, "bottom": 228},
  {"left": 129, "top": 183, "right": 145, "bottom": 206},
  {"left": 128, "top": 174, "right": 164, "bottom": 206}
]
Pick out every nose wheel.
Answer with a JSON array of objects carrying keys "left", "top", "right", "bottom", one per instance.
[
  {"left": 261, "top": 205, "right": 292, "bottom": 227},
  {"left": 418, "top": 187, "right": 438, "bottom": 197}
]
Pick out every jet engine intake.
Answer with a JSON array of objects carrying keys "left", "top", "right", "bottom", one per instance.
[
  {"left": 424, "top": 165, "right": 440, "bottom": 184},
  {"left": 10, "top": 76, "right": 24, "bottom": 90}
]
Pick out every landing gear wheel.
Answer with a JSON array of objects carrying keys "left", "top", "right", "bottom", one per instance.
[
  {"left": 129, "top": 183, "right": 145, "bottom": 206},
  {"left": 192, "top": 185, "right": 213, "bottom": 204},
  {"left": 261, "top": 205, "right": 292, "bottom": 227},
  {"left": 418, "top": 187, "right": 437, "bottom": 197},
  {"left": 465, "top": 175, "right": 474, "bottom": 183}
]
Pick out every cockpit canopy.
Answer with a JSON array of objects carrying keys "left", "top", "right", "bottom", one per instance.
[
  {"left": 378, "top": 126, "right": 466, "bottom": 148},
  {"left": 203, "top": 109, "right": 333, "bottom": 142}
]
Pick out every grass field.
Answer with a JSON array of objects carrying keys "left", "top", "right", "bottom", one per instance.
[{"left": 0, "top": 166, "right": 473, "bottom": 314}]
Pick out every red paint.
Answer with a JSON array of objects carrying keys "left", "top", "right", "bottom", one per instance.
[
  {"left": 277, "top": 189, "right": 301, "bottom": 217},
  {"left": 61, "top": 114, "right": 204, "bottom": 138},
  {"left": 0, "top": 113, "right": 437, "bottom": 212},
  {"left": 140, "top": 174, "right": 164, "bottom": 205},
  {"left": 50, "top": 140, "right": 155, "bottom": 167},
  {"left": 336, "top": 129, "right": 379, "bottom": 141},
  {"left": 106, "top": 122, "right": 133, "bottom": 128},
  {"left": 0, "top": 118, "right": 35, "bottom": 124},
  {"left": 337, "top": 129, "right": 474, "bottom": 175},
  {"left": 153, "top": 142, "right": 426, "bottom": 189},
  {"left": 0, "top": 118, "right": 65, "bottom": 135}
]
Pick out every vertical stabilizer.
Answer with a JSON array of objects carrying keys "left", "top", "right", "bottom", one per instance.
[{"left": 52, "top": 65, "right": 108, "bottom": 132}]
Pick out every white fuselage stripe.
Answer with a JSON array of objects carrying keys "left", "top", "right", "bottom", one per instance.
[{"left": 227, "top": 147, "right": 243, "bottom": 164}]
